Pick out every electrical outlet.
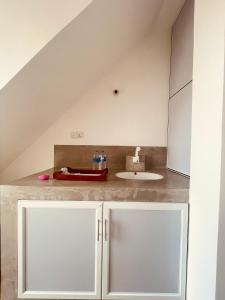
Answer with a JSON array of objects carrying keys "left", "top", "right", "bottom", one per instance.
[{"left": 70, "top": 131, "right": 84, "bottom": 139}]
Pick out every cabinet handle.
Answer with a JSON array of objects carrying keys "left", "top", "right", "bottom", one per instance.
[
  {"left": 97, "top": 219, "right": 101, "bottom": 241},
  {"left": 104, "top": 219, "right": 107, "bottom": 241}
]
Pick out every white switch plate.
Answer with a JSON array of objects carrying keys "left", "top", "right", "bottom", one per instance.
[{"left": 70, "top": 131, "right": 84, "bottom": 139}]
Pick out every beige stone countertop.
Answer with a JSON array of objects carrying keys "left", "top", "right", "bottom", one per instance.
[{"left": 1, "top": 169, "right": 189, "bottom": 203}]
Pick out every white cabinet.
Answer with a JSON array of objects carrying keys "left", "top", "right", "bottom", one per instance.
[
  {"left": 170, "top": 0, "right": 194, "bottom": 97},
  {"left": 168, "top": 0, "right": 194, "bottom": 175},
  {"left": 18, "top": 201, "right": 188, "bottom": 300},
  {"left": 18, "top": 201, "right": 103, "bottom": 299},
  {"left": 167, "top": 83, "right": 192, "bottom": 176},
  {"left": 102, "top": 202, "right": 188, "bottom": 300}
]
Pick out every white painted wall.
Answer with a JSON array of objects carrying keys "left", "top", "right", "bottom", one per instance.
[
  {"left": 0, "top": 0, "right": 172, "bottom": 173},
  {"left": 187, "top": 0, "right": 225, "bottom": 299},
  {"left": 0, "top": 0, "right": 92, "bottom": 89},
  {"left": 0, "top": 30, "right": 171, "bottom": 183}
]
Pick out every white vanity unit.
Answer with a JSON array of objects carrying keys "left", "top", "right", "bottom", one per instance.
[{"left": 18, "top": 200, "right": 188, "bottom": 300}]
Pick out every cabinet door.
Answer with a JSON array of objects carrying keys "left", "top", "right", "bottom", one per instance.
[
  {"left": 18, "top": 200, "right": 103, "bottom": 299},
  {"left": 170, "top": 0, "right": 194, "bottom": 97},
  {"left": 102, "top": 202, "right": 188, "bottom": 300},
  {"left": 167, "top": 82, "right": 192, "bottom": 176}
]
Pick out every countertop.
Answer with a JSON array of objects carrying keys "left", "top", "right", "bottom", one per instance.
[
  {"left": 1, "top": 168, "right": 189, "bottom": 203},
  {"left": 8, "top": 168, "right": 189, "bottom": 189}
]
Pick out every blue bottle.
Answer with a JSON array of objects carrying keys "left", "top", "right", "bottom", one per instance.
[
  {"left": 92, "top": 151, "right": 98, "bottom": 170},
  {"left": 101, "top": 151, "right": 107, "bottom": 169},
  {"left": 96, "top": 152, "right": 102, "bottom": 170}
]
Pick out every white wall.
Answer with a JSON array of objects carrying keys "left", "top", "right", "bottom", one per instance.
[
  {"left": 187, "top": 0, "right": 225, "bottom": 299},
  {"left": 0, "top": 0, "right": 169, "bottom": 173},
  {"left": 0, "top": 0, "right": 92, "bottom": 89},
  {"left": 0, "top": 30, "right": 171, "bottom": 183}
]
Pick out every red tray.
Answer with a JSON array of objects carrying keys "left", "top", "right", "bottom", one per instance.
[{"left": 53, "top": 167, "right": 108, "bottom": 181}]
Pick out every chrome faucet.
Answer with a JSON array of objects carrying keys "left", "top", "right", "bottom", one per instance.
[{"left": 133, "top": 146, "right": 141, "bottom": 163}]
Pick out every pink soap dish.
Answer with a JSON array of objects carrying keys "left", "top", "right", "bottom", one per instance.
[{"left": 38, "top": 174, "right": 50, "bottom": 181}]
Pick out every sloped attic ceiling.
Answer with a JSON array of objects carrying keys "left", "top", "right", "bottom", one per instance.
[
  {"left": 0, "top": 0, "right": 93, "bottom": 89},
  {"left": 0, "top": 0, "right": 185, "bottom": 171}
]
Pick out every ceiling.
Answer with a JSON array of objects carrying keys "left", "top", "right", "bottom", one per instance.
[{"left": 0, "top": 0, "right": 93, "bottom": 89}]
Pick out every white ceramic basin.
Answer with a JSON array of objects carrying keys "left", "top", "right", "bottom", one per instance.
[{"left": 116, "top": 172, "right": 163, "bottom": 180}]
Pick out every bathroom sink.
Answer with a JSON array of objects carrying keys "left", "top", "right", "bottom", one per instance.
[{"left": 116, "top": 172, "right": 163, "bottom": 180}]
